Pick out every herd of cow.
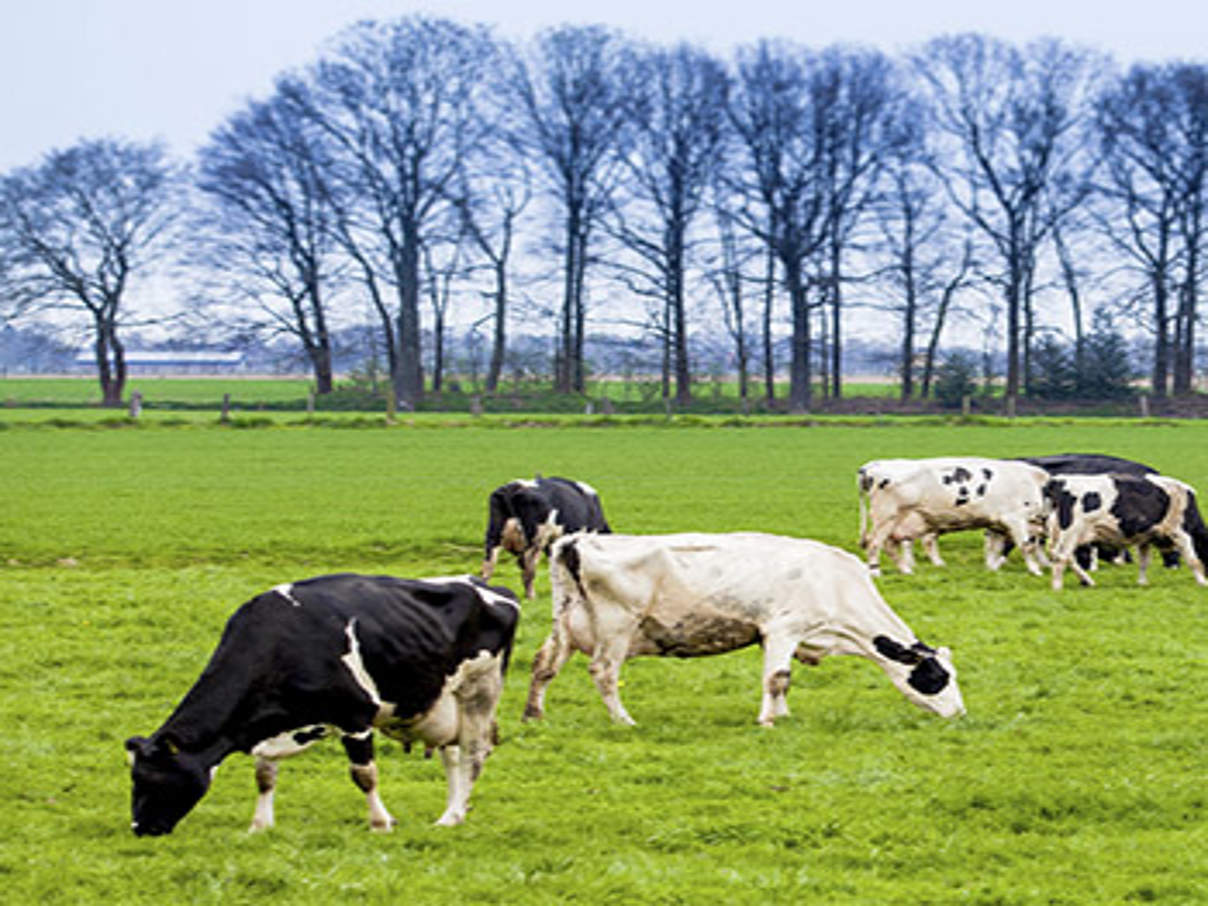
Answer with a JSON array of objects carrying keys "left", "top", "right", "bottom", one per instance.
[{"left": 125, "top": 455, "right": 1207, "bottom": 838}]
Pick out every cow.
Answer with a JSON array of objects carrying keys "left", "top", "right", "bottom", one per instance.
[
  {"left": 1044, "top": 474, "right": 1208, "bottom": 590},
  {"left": 481, "top": 475, "right": 612, "bottom": 599},
  {"left": 522, "top": 531, "right": 965, "bottom": 728},
  {"left": 858, "top": 457, "right": 1049, "bottom": 576},
  {"left": 997, "top": 453, "right": 1178, "bottom": 570},
  {"left": 124, "top": 573, "right": 519, "bottom": 837}
]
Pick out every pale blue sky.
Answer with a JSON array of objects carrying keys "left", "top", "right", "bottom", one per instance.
[{"left": 2, "top": 0, "right": 1204, "bottom": 170}]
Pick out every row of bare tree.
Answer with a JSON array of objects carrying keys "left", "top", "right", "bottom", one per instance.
[{"left": 1, "top": 18, "right": 1205, "bottom": 409}]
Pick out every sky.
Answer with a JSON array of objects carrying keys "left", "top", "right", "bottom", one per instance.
[{"left": 2, "top": 0, "right": 1207, "bottom": 173}]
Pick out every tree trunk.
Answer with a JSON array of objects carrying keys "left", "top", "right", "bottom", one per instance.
[
  {"left": 785, "top": 257, "right": 811, "bottom": 413},
  {"left": 485, "top": 261, "right": 507, "bottom": 393},
  {"left": 763, "top": 244, "right": 776, "bottom": 403}
]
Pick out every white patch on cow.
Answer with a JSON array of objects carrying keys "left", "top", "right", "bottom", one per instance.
[
  {"left": 532, "top": 508, "right": 563, "bottom": 549},
  {"left": 341, "top": 619, "right": 382, "bottom": 707},
  {"left": 251, "top": 725, "right": 331, "bottom": 758},
  {"left": 272, "top": 583, "right": 303, "bottom": 607},
  {"left": 574, "top": 480, "right": 599, "bottom": 498},
  {"left": 515, "top": 478, "right": 537, "bottom": 489},
  {"left": 418, "top": 575, "right": 518, "bottom": 610},
  {"left": 377, "top": 649, "right": 503, "bottom": 747}
]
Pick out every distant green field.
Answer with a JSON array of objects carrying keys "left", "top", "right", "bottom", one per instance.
[
  {"left": 3, "top": 421, "right": 1205, "bottom": 904},
  {"left": 0, "top": 375, "right": 904, "bottom": 411}
]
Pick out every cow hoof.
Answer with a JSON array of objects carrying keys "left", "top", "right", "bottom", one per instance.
[
  {"left": 521, "top": 705, "right": 543, "bottom": 721},
  {"left": 435, "top": 812, "right": 465, "bottom": 827}
]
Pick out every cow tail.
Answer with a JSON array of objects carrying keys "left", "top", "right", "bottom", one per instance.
[
  {"left": 857, "top": 470, "right": 870, "bottom": 547},
  {"left": 485, "top": 489, "right": 511, "bottom": 557}
]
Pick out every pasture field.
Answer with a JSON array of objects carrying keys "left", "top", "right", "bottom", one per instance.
[
  {"left": 0, "top": 374, "right": 903, "bottom": 412},
  {"left": 2, "top": 420, "right": 1206, "bottom": 904}
]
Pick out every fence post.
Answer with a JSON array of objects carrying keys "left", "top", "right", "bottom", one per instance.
[
  {"left": 385, "top": 386, "right": 397, "bottom": 426},
  {"left": 1139, "top": 394, "right": 1150, "bottom": 418},
  {"left": 306, "top": 390, "right": 315, "bottom": 416},
  {"left": 1006, "top": 395, "right": 1016, "bottom": 419},
  {"left": 128, "top": 391, "right": 142, "bottom": 419},
  {"left": 220, "top": 393, "right": 231, "bottom": 424},
  {"left": 961, "top": 395, "right": 970, "bottom": 417}
]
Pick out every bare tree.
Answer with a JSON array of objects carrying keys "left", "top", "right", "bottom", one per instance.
[
  {"left": 814, "top": 46, "right": 899, "bottom": 399},
  {"left": 510, "top": 25, "right": 634, "bottom": 393},
  {"left": 196, "top": 91, "right": 340, "bottom": 392},
  {"left": 1095, "top": 63, "right": 1194, "bottom": 396},
  {"left": 915, "top": 34, "right": 1105, "bottom": 407},
  {"left": 0, "top": 138, "right": 180, "bottom": 405},
  {"left": 284, "top": 16, "right": 498, "bottom": 409},
  {"left": 602, "top": 42, "right": 729, "bottom": 405},
  {"left": 728, "top": 40, "right": 833, "bottom": 412}
]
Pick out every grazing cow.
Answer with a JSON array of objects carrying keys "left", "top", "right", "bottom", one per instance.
[
  {"left": 858, "top": 457, "right": 1049, "bottom": 576},
  {"left": 999, "top": 453, "right": 1178, "bottom": 569},
  {"left": 124, "top": 574, "right": 519, "bottom": 837},
  {"left": 523, "top": 531, "right": 965, "bottom": 727},
  {"left": 482, "top": 475, "right": 612, "bottom": 599},
  {"left": 1044, "top": 474, "right": 1208, "bottom": 590}
]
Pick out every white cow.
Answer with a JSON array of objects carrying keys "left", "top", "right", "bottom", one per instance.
[
  {"left": 522, "top": 531, "right": 965, "bottom": 727},
  {"left": 1044, "top": 473, "right": 1208, "bottom": 590},
  {"left": 858, "top": 457, "right": 1049, "bottom": 576}
]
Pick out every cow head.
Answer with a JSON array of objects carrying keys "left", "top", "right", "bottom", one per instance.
[
  {"left": 872, "top": 636, "right": 965, "bottom": 718},
  {"left": 125, "top": 735, "right": 212, "bottom": 836}
]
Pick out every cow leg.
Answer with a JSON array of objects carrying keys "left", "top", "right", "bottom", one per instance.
[
  {"left": 921, "top": 532, "right": 944, "bottom": 567},
  {"left": 1049, "top": 536, "right": 1094, "bottom": 590},
  {"left": 249, "top": 757, "right": 278, "bottom": 832},
  {"left": 897, "top": 539, "right": 916, "bottom": 573},
  {"left": 436, "top": 656, "right": 504, "bottom": 826},
  {"left": 342, "top": 732, "right": 395, "bottom": 832},
  {"left": 587, "top": 637, "right": 636, "bottom": 726},
  {"left": 1169, "top": 532, "right": 1208, "bottom": 585},
  {"left": 481, "top": 546, "right": 502, "bottom": 582},
  {"left": 436, "top": 746, "right": 466, "bottom": 826},
  {"left": 867, "top": 521, "right": 907, "bottom": 575},
  {"left": 1005, "top": 518, "right": 1044, "bottom": 576},
  {"left": 1136, "top": 543, "right": 1152, "bottom": 586},
  {"left": 984, "top": 530, "right": 1007, "bottom": 570},
  {"left": 524, "top": 628, "right": 575, "bottom": 721},
  {"left": 520, "top": 548, "right": 540, "bottom": 599},
  {"left": 758, "top": 635, "right": 798, "bottom": 727}
]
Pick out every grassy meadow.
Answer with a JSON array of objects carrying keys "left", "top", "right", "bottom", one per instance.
[{"left": 2, "top": 415, "right": 1207, "bottom": 904}]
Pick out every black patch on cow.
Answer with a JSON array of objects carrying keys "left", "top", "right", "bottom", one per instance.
[
  {"left": 954, "top": 494, "right": 969, "bottom": 507},
  {"left": 1082, "top": 491, "right": 1102, "bottom": 513},
  {"left": 1043, "top": 479, "right": 1077, "bottom": 530},
  {"left": 951, "top": 467, "right": 972, "bottom": 483},
  {"left": 292, "top": 727, "right": 327, "bottom": 747},
  {"left": 982, "top": 468, "right": 993, "bottom": 480},
  {"left": 878, "top": 478, "right": 890, "bottom": 489},
  {"left": 908, "top": 659, "right": 950, "bottom": 695},
  {"left": 976, "top": 484, "right": 987, "bottom": 497},
  {"left": 1110, "top": 477, "right": 1170, "bottom": 537},
  {"left": 560, "top": 539, "right": 583, "bottom": 588},
  {"left": 1182, "top": 489, "right": 1208, "bottom": 567},
  {"left": 874, "top": 635, "right": 922, "bottom": 665}
]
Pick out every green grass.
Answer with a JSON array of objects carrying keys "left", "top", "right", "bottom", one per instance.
[
  {"left": 2, "top": 421, "right": 1207, "bottom": 904},
  {"left": 0, "top": 375, "right": 907, "bottom": 412}
]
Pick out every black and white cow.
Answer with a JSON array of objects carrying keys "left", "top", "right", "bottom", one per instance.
[
  {"left": 1007, "top": 453, "right": 1177, "bottom": 569},
  {"left": 125, "top": 574, "right": 519, "bottom": 836},
  {"left": 858, "top": 457, "right": 1049, "bottom": 575},
  {"left": 1044, "top": 474, "right": 1208, "bottom": 590},
  {"left": 481, "top": 475, "right": 611, "bottom": 599},
  {"left": 523, "top": 531, "right": 965, "bottom": 727}
]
